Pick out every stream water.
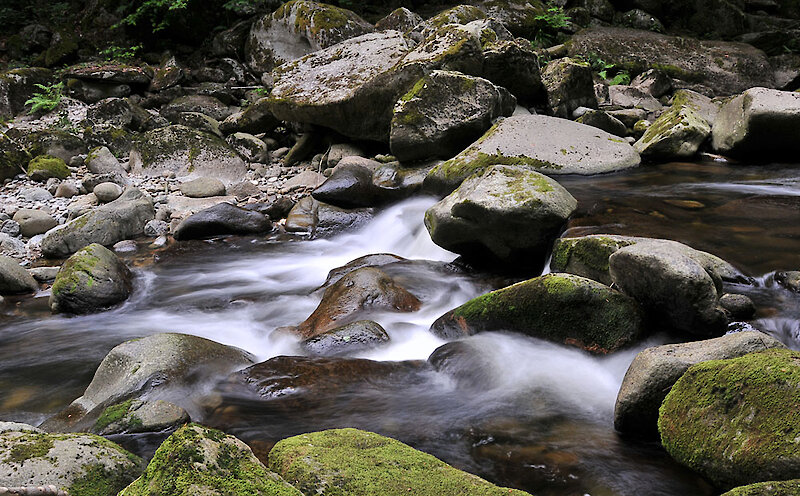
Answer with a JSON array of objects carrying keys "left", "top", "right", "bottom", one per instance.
[{"left": 1, "top": 160, "right": 799, "bottom": 496}]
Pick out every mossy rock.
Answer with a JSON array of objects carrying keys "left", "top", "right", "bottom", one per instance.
[
  {"left": 268, "top": 428, "right": 532, "bottom": 496},
  {"left": 659, "top": 349, "right": 800, "bottom": 490},
  {"left": 430, "top": 273, "right": 644, "bottom": 353},
  {"left": 27, "top": 154, "right": 70, "bottom": 181},
  {"left": 119, "top": 423, "right": 301, "bottom": 496},
  {"left": 634, "top": 103, "right": 711, "bottom": 160},
  {"left": 722, "top": 480, "right": 800, "bottom": 496},
  {"left": 0, "top": 133, "right": 30, "bottom": 181}
]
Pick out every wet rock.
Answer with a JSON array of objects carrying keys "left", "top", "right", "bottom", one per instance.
[
  {"left": 301, "top": 320, "right": 390, "bottom": 357},
  {"left": 284, "top": 197, "right": 373, "bottom": 235},
  {"left": 721, "top": 480, "right": 800, "bottom": 496},
  {"left": 173, "top": 202, "right": 272, "bottom": 240},
  {"left": 295, "top": 267, "right": 421, "bottom": 338},
  {"left": 428, "top": 338, "right": 500, "bottom": 389},
  {"left": 776, "top": 271, "right": 800, "bottom": 292},
  {"left": 0, "top": 431, "right": 143, "bottom": 495},
  {"left": 659, "top": 349, "right": 800, "bottom": 490},
  {"left": 576, "top": 109, "right": 628, "bottom": 137},
  {"left": 425, "top": 165, "right": 576, "bottom": 271},
  {"left": 144, "top": 220, "right": 169, "bottom": 237},
  {"left": 268, "top": 428, "right": 532, "bottom": 496},
  {"left": 0, "top": 255, "right": 38, "bottom": 295},
  {"left": 41, "top": 188, "right": 154, "bottom": 258},
  {"left": 160, "top": 95, "right": 234, "bottom": 124},
  {"left": 179, "top": 177, "right": 226, "bottom": 198},
  {"left": 91, "top": 399, "right": 189, "bottom": 435},
  {"left": 424, "top": 115, "right": 641, "bottom": 195},
  {"left": 93, "top": 182, "right": 124, "bottom": 203},
  {"left": 390, "top": 70, "right": 516, "bottom": 162},
  {"left": 119, "top": 423, "right": 300, "bottom": 496},
  {"left": 614, "top": 331, "right": 785, "bottom": 438},
  {"left": 312, "top": 160, "right": 380, "bottom": 208},
  {"left": 431, "top": 273, "right": 643, "bottom": 353},
  {"left": 712, "top": 87, "right": 800, "bottom": 159},
  {"left": 40, "top": 333, "right": 254, "bottom": 433},
  {"left": 720, "top": 293, "right": 756, "bottom": 319},
  {"left": 541, "top": 57, "right": 597, "bottom": 118},
  {"left": 375, "top": 7, "right": 423, "bottom": 32},
  {"left": 0, "top": 67, "right": 53, "bottom": 119},
  {"left": 49, "top": 243, "right": 132, "bottom": 314},
  {"left": 27, "top": 155, "right": 70, "bottom": 182},
  {"left": 12, "top": 209, "right": 57, "bottom": 237}
]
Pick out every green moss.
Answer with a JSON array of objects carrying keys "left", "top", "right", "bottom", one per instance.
[
  {"left": 69, "top": 463, "right": 140, "bottom": 496},
  {"left": 428, "top": 5, "right": 486, "bottom": 30},
  {"left": 27, "top": 154, "right": 70, "bottom": 180},
  {"left": 51, "top": 244, "right": 101, "bottom": 296},
  {"left": 399, "top": 77, "right": 428, "bottom": 104},
  {"left": 94, "top": 399, "right": 134, "bottom": 432},
  {"left": 722, "top": 480, "right": 800, "bottom": 496},
  {"left": 3, "top": 434, "right": 54, "bottom": 464},
  {"left": 269, "top": 428, "right": 531, "bottom": 496}
]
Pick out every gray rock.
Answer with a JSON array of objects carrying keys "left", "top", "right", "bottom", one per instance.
[
  {"left": 20, "top": 187, "right": 53, "bottom": 202},
  {"left": 0, "top": 255, "right": 38, "bottom": 294},
  {"left": 0, "top": 421, "right": 42, "bottom": 434},
  {"left": 179, "top": 177, "right": 226, "bottom": 198},
  {"left": 325, "top": 143, "right": 366, "bottom": 169},
  {"left": 576, "top": 109, "right": 628, "bottom": 137},
  {"left": 541, "top": 57, "right": 597, "bottom": 119},
  {"left": 631, "top": 69, "right": 673, "bottom": 98},
  {"left": 616, "top": 9, "right": 664, "bottom": 32},
  {"left": 425, "top": 165, "right": 577, "bottom": 271},
  {"left": 281, "top": 170, "right": 325, "bottom": 192},
  {"left": 1, "top": 219, "right": 20, "bottom": 236},
  {"left": 226, "top": 180, "right": 261, "bottom": 198},
  {"left": 159, "top": 95, "right": 235, "bottom": 124},
  {"left": 0, "top": 132, "right": 30, "bottom": 181},
  {"left": 477, "top": 36, "right": 544, "bottom": 104},
  {"left": 312, "top": 161, "right": 380, "bottom": 208},
  {"left": 720, "top": 293, "right": 756, "bottom": 319},
  {"left": 41, "top": 188, "right": 154, "bottom": 258},
  {"left": 634, "top": 101, "right": 711, "bottom": 159},
  {"left": 285, "top": 197, "right": 374, "bottom": 235},
  {"left": 13, "top": 209, "right": 58, "bottom": 237},
  {"left": 176, "top": 111, "right": 222, "bottom": 137},
  {"left": 82, "top": 171, "right": 131, "bottom": 192},
  {"left": 55, "top": 181, "right": 79, "bottom": 198},
  {"left": 113, "top": 240, "right": 137, "bottom": 253},
  {"left": 93, "top": 182, "right": 124, "bottom": 203},
  {"left": 375, "top": 7, "right": 423, "bottom": 32},
  {"left": 776, "top": 271, "right": 800, "bottom": 292},
  {"left": 608, "top": 108, "right": 648, "bottom": 127},
  {"left": 28, "top": 266, "right": 59, "bottom": 282},
  {"left": 608, "top": 85, "right": 663, "bottom": 112},
  {"left": 0, "top": 67, "right": 53, "bottom": 119},
  {"left": 144, "top": 220, "right": 169, "bottom": 237},
  {"left": 219, "top": 97, "right": 280, "bottom": 135},
  {"left": 227, "top": 132, "right": 268, "bottom": 162},
  {"left": 321, "top": 253, "right": 406, "bottom": 288},
  {"left": 85, "top": 146, "right": 126, "bottom": 175},
  {"left": 173, "top": 202, "right": 272, "bottom": 240},
  {"left": 301, "top": 320, "right": 390, "bottom": 357},
  {"left": 614, "top": 331, "right": 785, "bottom": 437},
  {"left": 49, "top": 243, "right": 133, "bottom": 314},
  {"left": 0, "top": 233, "right": 27, "bottom": 257},
  {"left": 92, "top": 399, "right": 189, "bottom": 435}
]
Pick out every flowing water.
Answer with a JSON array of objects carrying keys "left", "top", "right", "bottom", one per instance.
[{"left": 1, "top": 160, "right": 799, "bottom": 496}]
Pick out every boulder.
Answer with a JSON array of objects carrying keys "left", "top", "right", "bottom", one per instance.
[
  {"left": 129, "top": 125, "right": 247, "bottom": 183},
  {"left": 91, "top": 399, "right": 189, "bottom": 435},
  {"left": 173, "top": 202, "right": 272, "bottom": 240},
  {"left": 375, "top": 7, "right": 423, "bottom": 32},
  {"left": 721, "top": 481, "right": 800, "bottom": 496},
  {"left": 541, "top": 57, "right": 597, "bottom": 118},
  {"left": 0, "top": 67, "right": 53, "bottom": 118},
  {"left": 608, "top": 85, "right": 663, "bottom": 111},
  {"left": 576, "top": 109, "right": 628, "bottom": 136},
  {"left": 301, "top": 320, "right": 390, "bottom": 356},
  {"left": 245, "top": 0, "right": 374, "bottom": 74},
  {"left": 480, "top": 38, "right": 544, "bottom": 104},
  {"left": 390, "top": 70, "right": 516, "bottom": 162},
  {"left": 631, "top": 68, "right": 673, "bottom": 98},
  {"left": 85, "top": 97, "right": 158, "bottom": 132},
  {"left": 470, "top": 0, "right": 545, "bottom": 39},
  {"left": 93, "top": 182, "right": 124, "bottom": 203},
  {"left": 40, "top": 333, "right": 254, "bottom": 433},
  {"left": 0, "top": 132, "right": 30, "bottom": 181},
  {"left": 12, "top": 208, "right": 57, "bottom": 237},
  {"left": 179, "top": 177, "right": 226, "bottom": 198},
  {"left": 295, "top": 267, "right": 421, "bottom": 338},
  {"left": 424, "top": 115, "right": 641, "bottom": 195},
  {"left": 614, "top": 331, "right": 785, "bottom": 438},
  {"left": 63, "top": 64, "right": 151, "bottom": 85},
  {"left": 85, "top": 146, "right": 127, "bottom": 176},
  {"left": 119, "top": 424, "right": 301, "bottom": 496},
  {"left": 566, "top": 27, "right": 774, "bottom": 96},
  {"left": 268, "top": 428, "right": 532, "bottom": 496},
  {"left": 0, "top": 430, "right": 143, "bottom": 495},
  {"left": 0, "top": 255, "right": 38, "bottom": 294},
  {"left": 312, "top": 160, "right": 381, "bottom": 208},
  {"left": 424, "top": 165, "right": 576, "bottom": 271},
  {"left": 776, "top": 271, "right": 800, "bottom": 293},
  {"left": 659, "top": 349, "right": 800, "bottom": 490},
  {"left": 219, "top": 97, "right": 281, "bottom": 135},
  {"left": 322, "top": 253, "right": 406, "bottom": 288},
  {"left": 10, "top": 129, "right": 87, "bottom": 163},
  {"left": 284, "top": 197, "right": 374, "bottom": 235},
  {"left": 49, "top": 243, "right": 133, "bottom": 314},
  {"left": 430, "top": 273, "right": 644, "bottom": 353},
  {"left": 227, "top": 132, "right": 268, "bottom": 161},
  {"left": 633, "top": 101, "right": 711, "bottom": 159},
  {"left": 27, "top": 155, "right": 70, "bottom": 181},
  {"left": 41, "top": 188, "right": 154, "bottom": 258},
  {"left": 159, "top": 95, "right": 235, "bottom": 123},
  {"left": 711, "top": 87, "right": 800, "bottom": 159}
]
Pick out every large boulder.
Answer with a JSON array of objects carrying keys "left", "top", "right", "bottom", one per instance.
[
  {"left": 119, "top": 424, "right": 301, "bottom": 496},
  {"left": 566, "top": 27, "right": 774, "bottom": 95},
  {"left": 711, "top": 87, "right": 800, "bottom": 159},
  {"left": 721, "top": 481, "right": 800, "bottom": 496},
  {"left": 0, "top": 132, "right": 30, "bottom": 181},
  {"left": 375, "top": 7, "right": 423, "bottom": 32},
  {"left": 129, "top": 125, "right": 247, "bottom": 183},
  {"left": 430, "top": 273, "right": 644, "bottom": 353},
  {"left": 633, "top": 100, "right": 712, "bottom": 160},
  {"left": 245, "top": 0, "right": 374, "bottom": 74},
  {"left": 541, "top": 57, "right": 597, "bottom": 118},
  {"left": 390, "top": 70, "right": 516, "bottom": 162},
  {"left": 0, "top": 67, "right": 53, "bottom": 118},
  {"left": 614, "top": 331, "right": 786, "bottom": 438},
  {"left": 40, "top": 188, "right": 154, "bottom": 258},
  {"left": 424, "top": 165, "right": 577, "bottom": 271},
  {"left": 159, "top": 95, "right": 234, "bottom": 123},
  {"left": 0, "top": 255, "right": 38, "bottom": 295},
  {"left": 423, "top": 115, "right": 641, "bottom": 195},
  {"left": 0, "top": 429, "right": 143, "bottom": 495},
  {"left": 268, "top": 428, "right": 532, "bottom": 496},
  {"left": 40, "top": 333, "right": 254, "bottom": 433},
  {"left": 173, "top": 202, "right": 272, "bottom": 240},
  {"left": 49, "top": 243, "right": 133, "bottom": 314},
  {"left": 659, "top": 349, "right": 800, "bottom": 490}
]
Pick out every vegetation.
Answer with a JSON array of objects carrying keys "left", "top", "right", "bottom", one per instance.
[
  {"left": 582, "top": 53, "right": 631, "bottom": 85},
  {"left": 531, "top": 5, "right": 570, "bottom": 48},
  {"left": 100, "top": 44, "right": 143, "bottom": 62},
  {"left": 24, "top": 82, "right": 64, "bottom": 114}
]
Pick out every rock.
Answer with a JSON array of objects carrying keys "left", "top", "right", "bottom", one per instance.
[
  {"left": 227, "top": 132, "right": 268, "bottom": 161},
  {"left": 776, "top": 271, "right": 800, "bottom": 292},
  {"left": 166, "top": 195, "right": 238, "bottom": 220},
  {"left": 82, "top": 171, "right": 131, "bottom": 192},
  {"left": 576, "top": 109, "right": 628, "bottom": 136},
  {"left": 129, "top": 125, "right": 247, "bottom": 183},
  {"left": 312, "top": 160, "right": 381, "bottom": 208},
  {"left": 85, "top": 97, "right": 157, "bottom": 131},
  {"left": 284, "top": 197, "right": 374, "bottom": 235},
  {"left": 720, "top": 293, "right": 756, "bottom": 319},
  {"left": 173, "top": 202, "right": 272, "bottom": 240},
  {"left": 268, "top": 428, "right": 532, "bottom": 496},
  {"left": 12, "top": 209, "right": 57, "bottom": 237},
  {"left": 633, "top": 100, "right": 711, "bottom": 159},
  {"left": 28, "top": 266, "right": 59, "bottom": 282},
  {"left": 370, "top": 161, "right": 431, "bottom": 201},
  {"left": 430, "top": 273, "right": 643, "bottom": 353},
  {"left": 567, "top": 27, "right": 774, "bottom": 95},
  {"left": 608, "top": 108, "right": 648, "bottom": 127},
  {"left": 49, "top": 243, "right": 132, "bottom": 314},
  {"left": 0, "top": 219, "right": 19, "bottom": 236},
  {"left": 144, "top": 220, "right": 169, "bottom": 237},
  {"left": 20, "top": 186, "right": 53, "bottom": 202},
  {"left": 220, "top": 98, "right": 281, "bottom": 135},
  {"left": 631, "top": 69, "right": 673, "bottom": 98},
  {"left": 425, "top": 165, "right": 576, "bottom": 270},
  {"left": 41, "top": 188, "right": 154, "bottom": 258},
  {"left": 41, "top": 333, "right": 254, "bottom": 433},
  {"left": 281, "top": 170, "right": 325, "bottom": 192},
  {"left": 176, "top": 111, "right": 222, "bottom": 137},
  {"left": 0, "top": 67, "right": 53, "bottom": 118},
  {"left": 711, "top": 87, "right": 800, "bottom": 159},
  {"left": 0, "top": 430, "right": 143, "bottom": 495},
  {"left": 119, "top": 423, "right": 300, "bottom": 496},
  {"left": 0, "top": 255, "right": 38, "bottom": 294},
  {"left": 63, "top": 63, "right": 150, "bottom": 85},
  {"left": 226, "top": 180, "right": 261, "bottom": 199},
  {"left": 375, "top": 7, "right": 423, "bottom": 32},
  {"left": 614, "top": 331, "right": 785, "bottom": 438},
  {"left": 325, "top": 143, "right": 366, "bottom": 168},
  {"left": 85, "top": 146, "right": 126, "bottom": 175},
  {"left": 721, "top": 481, "right": 800, "bottom": 496},
  {"left": 616, "top": 9, "right": 665, "bottom": 32},
  {"left": 245, "top": 0, "right": 374, "bottom": 74},
  {"left": 608, "top": 85, "right": 663, "bottom": 111},
  {"left": 0, "top": 132, "right": 30, "bottom": 181},
  {"left": 93, "top": 182, "right": 124, "bottom": 203},
  {"left": 91, "top": 399, "right": 188, "bottom": 435},
  {"left": 481, "top": 38, "right": 544, "bottom": 104},
  {"left": 390, "top": 70, "right": 516, "bottom": 162},
  {"left": 9, "top": 129, "right": 87, "bottom": 163},
  {"left": 0, "top": 233, "right": 28, "bottom": 258},
  {"left": 301, "top": 320, "right": 390, "bottom": 356},
  {"left": 179, "top": 177, "right": 226, "bottom": 198},
  {"left": 0, "top": 421, "right": 42, "bottom": 434},
  {"left": 160, "top": 95, "right": 234, "bottom": 124},
  {"left": 295, "top": 267, "right": 421, "bottom": 338},
  {"left": 659, "top": 349, "right": 800, "bottom": 490},
  {"left": 424, "top": 115, "right": 641, "bottom": 195},
  {"left": 113, "top": 240, "right": 137, "bottom": 253},
  {"left": 541, "top": 57, "right": 597, "bottom": 118},
  {"left": 771, "top": 53, "right": 800, "bottom": 91},
  {"left": 27, "top": 155, "right": 70, "bottom": 182}
]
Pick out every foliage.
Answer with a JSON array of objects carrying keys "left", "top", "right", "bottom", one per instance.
[
  {"left": 0, "top": 1, "right": 69, "bottom": 32},
  {"left": 582, "top": 53, "right": 631, "bottom": 86},
  {"left": 221, "top": 0, "right": 269, "bottom": 14},
  {"left": 115, "top": 0, "right": 189, "bottom": 32},
  {"left": 531, "top": 5, "right": 570, "bottom": 48},
  {"left": 25, "top": 82, "right": 64, "bottom": 114},
  {"left": 100, "top": 44, "right": 143, "bottom": 62}
]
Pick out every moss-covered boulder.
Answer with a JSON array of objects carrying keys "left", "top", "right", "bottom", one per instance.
[
  {"left": 430, "top": 273, "right": 643, "bottom": 353},
  {"left": 27, "top": 155, "right": 70, "bottom": 181},
  {"left": 722, "top": 480, "right": 800, "bottom": 496},
  {"left": 424, "top": 164, "right": 577, "bottom": 271},
  {"left": 471, "top": 0, "right": 547, "bottom": 39},
  {"left": 659, "top": 349, "right": 800, "bottom": 489},
  {"left": 7, "top": 128, "right": 87, "bottom": 164},
  {"left": 245, "top": 0, "right": 374, "bottom": 74},
  {"left": 0, "top": 429, "right": 143, "bottom": 496},
  {"left": 0, "top": 67, "right": 53, "bottom": 119},
  {"left": 375, "top": 7, "right": 423, "bottom": 32},
  {"left": 269, "top": 428, "right": 532, "bottom": 496},
  {"left": 541, "top": 57, "right": 597, "bottom": 118},
  {"left": 0, "top": 132, "right": 30, "bottom": 181},
  {"left": 634, "top": 96, "right": 713, "bottom": 160},
  {"left": 423, "top": 115, "right": 641, "bottom": 195},
  {"left": 92, "top": 399, "right": 189, "bottom": 435},
  {"left": 49, "top": 243, "right": 132, "bottom": 314},
  {"left": 120, "top": 423, "right": 301, "bottom": 496}
]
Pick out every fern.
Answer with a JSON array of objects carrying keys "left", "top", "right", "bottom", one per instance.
[{"left": 24, "top": 82, "right": 64, "bottom": 114}]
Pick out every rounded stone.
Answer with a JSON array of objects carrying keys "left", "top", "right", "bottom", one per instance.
[{"left": 93, "top": 182, "right": 124, "bottom": 203}]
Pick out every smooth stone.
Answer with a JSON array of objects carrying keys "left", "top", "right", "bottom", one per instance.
[{"left": 93, "top": 182, "right": 124, "bottom": 203}]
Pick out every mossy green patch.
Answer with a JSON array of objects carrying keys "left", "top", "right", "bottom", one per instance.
[
  {"left": 722, "top": 480, "right": 800, "bottom": 496},
  {"left": 3, "top": 434, "right": 54, "bottom": 464},
  {"left": 69, "top": 462, "right": 140, "bottom": 496},
  {"left": 51, "top": 245, "right": 102, "bottom": 296},
  {"left": 551, "top": 235, "right": 635, "bottom": 276},
  {"left": 27, "top": 154, "right": 70, "bottom": 180},
  {"left": 94, "top": 399, "right": 134, "bottom": 432}
]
